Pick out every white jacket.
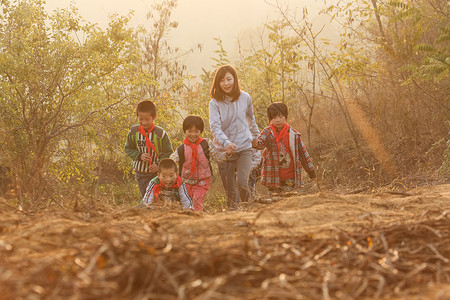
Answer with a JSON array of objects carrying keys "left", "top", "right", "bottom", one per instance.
[{"left": 209, "top": 91, "right": 260, "bottom": 152}]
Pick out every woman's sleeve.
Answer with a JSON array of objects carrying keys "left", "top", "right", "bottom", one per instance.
[{"left": 209, "top": 100, "right": 231, "bottom": 148}]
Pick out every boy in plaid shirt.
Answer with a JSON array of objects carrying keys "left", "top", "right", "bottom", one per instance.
[{"left": 252, "top": 102, "right": 317, "bottom": 193}]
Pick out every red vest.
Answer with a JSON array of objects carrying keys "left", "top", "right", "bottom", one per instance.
[{"left": 181, "top": 144, "right": 212, "bottom": 180}]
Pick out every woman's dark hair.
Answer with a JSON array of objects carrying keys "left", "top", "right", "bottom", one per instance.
[
  {"left": 210, "top": 65, "right": 241, "bottom": 101},
  {"left": 136, "top": 100, "right": 156, "bottom": 117},
  {"left": 183, "top": 115, "right": 204, "bottom": 133},
  {"left": 267, "top": 102, "right": 288, "bottom": 121},
  {"left": 158, "top": 158, "right": 178, "bottom": 173}
]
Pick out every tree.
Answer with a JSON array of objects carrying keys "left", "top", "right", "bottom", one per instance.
[
  {"left": 0, "top": 0, "right": 140, "bottom": 206},
  {"left": 323, "top": 0, "right": 449, "bottom": 175},
  {"left": 140, "top": 0, "right": 198, "bottom": 141},
  {"left": 236, "top": 20, "right": 304, "bottom": 131}
]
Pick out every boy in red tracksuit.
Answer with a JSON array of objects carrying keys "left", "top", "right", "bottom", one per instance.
[
  {"left": 170, "top": 116, "right": 226, "bottom": 211},
  {"left": 252, "top": 102, "right": 317, "bottom": 193}
]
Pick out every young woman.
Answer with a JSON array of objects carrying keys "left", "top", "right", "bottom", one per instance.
[{"left": 209, "top": 65, "right": 260, "bottom": 209}]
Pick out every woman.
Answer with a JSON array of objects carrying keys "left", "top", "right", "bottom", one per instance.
[{"left": 209, "top": 65, "right": 260, "bottom": 209}]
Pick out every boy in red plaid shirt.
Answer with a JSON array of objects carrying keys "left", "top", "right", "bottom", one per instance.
[{"left": 252, "top": 102, "right": 317, "bottom": 193}]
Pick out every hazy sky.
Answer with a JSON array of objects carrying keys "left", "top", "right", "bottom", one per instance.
[{"left": 44, "top": 0, "right": 324, "bottom": 76}]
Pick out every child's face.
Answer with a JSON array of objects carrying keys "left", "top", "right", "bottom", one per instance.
[
  {"left": 270, "top": 114, "right": 286, "bottom": 130},
  {"left": 219, "top": 72, "right": 235, "bottom": 94},
  {"left": 185, "top": 126, "right": 202, "bottom": 143},
  {"left": 138, "top": 111, "right": 155, "bottom": 131},
  {"left": 158, "top": 167, "right": 177, "bottom": 187}
]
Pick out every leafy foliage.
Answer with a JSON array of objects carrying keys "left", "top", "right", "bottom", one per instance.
[
  {"left": 139, "top": 0, "right": 197, "bottom": 145},
  {"left": 0, "top": 0, "right": 140, "bottom": 205},
  {"left": 322, "top": 0, "right": 449, "bottom": 178},
  {"left": 0, "top": 0, "right": 448, "bottom": 207}
]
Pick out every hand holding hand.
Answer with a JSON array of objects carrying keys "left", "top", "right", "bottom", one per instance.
[
  {"left": 225, "top": 143, "right": 236, "bottom": 155},
  {"left": 251, "top": 139, "right": 259, "bottom": 148}
]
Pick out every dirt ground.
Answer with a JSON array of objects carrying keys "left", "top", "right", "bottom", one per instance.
[{"left": 0, "top": 183, "right": 449, "bottom": 299}]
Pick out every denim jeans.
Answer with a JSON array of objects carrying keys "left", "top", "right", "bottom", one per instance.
[
  {"left": 217, "top": 148, "right": 253, "bottom": 207},
  {"left": 135, "top": 172, "right": 157, "bottom": 198}
]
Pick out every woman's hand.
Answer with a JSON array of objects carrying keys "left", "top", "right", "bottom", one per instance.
[{"left": 225, "top": 143, "right": 236, "bottom": 155}]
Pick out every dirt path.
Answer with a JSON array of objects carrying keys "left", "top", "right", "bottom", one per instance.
[{"left": 0, "top": 184, "right": 449, "bottom": 299}]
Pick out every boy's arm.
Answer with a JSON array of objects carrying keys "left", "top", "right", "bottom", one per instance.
[
  {"left": 208, "top": 139, "right": 226, "bottom": 163},
  {"left": 124, "top": 130, "right": 142, "bottom": 161},
  {"left": 142, "top": 180, "right": 156, "bottom": 205},
  {"left": 178, "top": 183, "right": 194, "bottom": 210},
  {"left": 297, "top": 135, "right": 316, "bottom": 179},
  {"left": 252, "top": 128, "right": 270, "bottom": 150},
  {"left": 158, "top": 132, "right": 174, "bottom": 161}
]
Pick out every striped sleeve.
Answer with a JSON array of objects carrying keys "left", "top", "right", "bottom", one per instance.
[
  {"left": 253, "top": 127, "right": 271, "bottom": 150},
  {"left": 170, "top": 147, "right": 180, "bottom": 163},
  {"left": 178, "top": 183, "right": 194, "bottom": 209},
  {"left": 124, "top": 129, "right": 140, "bottom": 161},
  {"left": 142, "top": 180, "right": 156, "bottom": 204},
  {"left": 158, "top": 131, "right": 174, "bottom": 161},
  {"left": 298, "top": 136, "right": 315, "bottom": 177},
  {"left": 208, "top": 139, "right": 226, "bottom": 163}
]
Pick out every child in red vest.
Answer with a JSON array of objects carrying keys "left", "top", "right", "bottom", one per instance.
[
  {"left": 252, "top": 102, "right": 317, "bottom": 193},
  {"left": 171, "top": 116, "right": 226, "bottom": 211}
]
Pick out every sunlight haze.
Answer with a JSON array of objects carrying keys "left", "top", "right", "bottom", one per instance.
[{"left": 44, "top": 0, "right": 324, "bottom": 76}]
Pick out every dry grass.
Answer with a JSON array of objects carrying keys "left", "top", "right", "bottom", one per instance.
[{"left": 0, "top": 184, "right": 449, "bottom": 299}]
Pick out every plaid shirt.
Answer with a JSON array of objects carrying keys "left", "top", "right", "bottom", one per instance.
[{"left": 253, "top": 125, "right": 315, "bottom": 188}]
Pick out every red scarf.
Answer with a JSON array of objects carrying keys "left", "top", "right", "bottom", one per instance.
[
  {"left": 183, "top": 137, "right": 203, "bottom": 174},
  {"left": 270, "top": 123, "right": 289, "bottom": 161},
  {"left": 138, "top": 124, "right": 157, "bottom": 162},
  {"left": 152, "top": 176, "right": 183, "bottom": 201}
]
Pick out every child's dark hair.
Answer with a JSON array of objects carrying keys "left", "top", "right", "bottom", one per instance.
[
  {"left": 267, "top": 102, "right": 288, "bottom": 121},
  {"left": 183, "top": 115, "right": 204, "bottom": 133},
  {"left": 158, "top": 158, "right": 178, "bottom": 173},
  {"left": 136, "top": 100, "right": 156, "bottom": 117},
  {"left": 210, "top": 65, "right": 241, "bottom": 101}
]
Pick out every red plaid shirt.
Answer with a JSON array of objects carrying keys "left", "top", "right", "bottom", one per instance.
[{"left": 253, "top": 125, "right": 315, "bottom": 188}]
